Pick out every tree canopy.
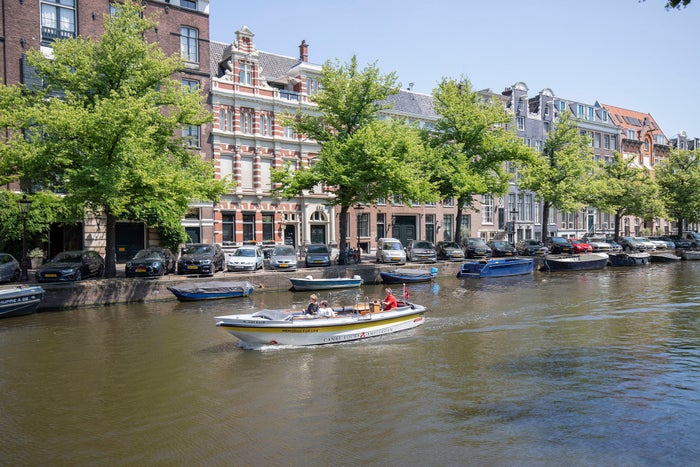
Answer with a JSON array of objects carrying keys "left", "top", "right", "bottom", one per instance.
[
  {"left": 655, "top": 148, "right": 700, "bottom": 235},
  {"left": 272, "top": 56, "right": 435, "bottom": 254},
  {"left": 427, "top": 78, "right": 536, "bottom": 243},
  {"left": 0, "top": 0, "right": 228, "bottom": 276}
]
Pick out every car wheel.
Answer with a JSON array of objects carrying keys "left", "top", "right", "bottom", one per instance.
[{"left": 74, "top": 270, "right": 82, "bottom": 282}]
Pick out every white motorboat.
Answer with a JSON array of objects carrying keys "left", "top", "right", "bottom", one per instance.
[{"left": 215, "top": 300, "right": 426, "bottom": 347}]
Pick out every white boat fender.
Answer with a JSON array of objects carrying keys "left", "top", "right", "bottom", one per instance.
[
  {"left": 305, "top": 275, "right": 313, "bottom": 280},
  {"left": 352, "top": 275, "right": 361, "bottom": 280}
]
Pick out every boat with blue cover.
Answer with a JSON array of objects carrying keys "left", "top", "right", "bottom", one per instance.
[
  {"left": 457, "top": 257, "right": 534, "bottom": 278},
  {"left": 380, "top": 268, "right": 437, "bottom": 284},
  {"left": 167, "top": 280, "right": 255, "bottom": 301}
]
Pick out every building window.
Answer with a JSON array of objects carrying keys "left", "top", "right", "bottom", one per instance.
[
  {"left": 656, "top": 135, "right": 665, "bottom": 145},
  {"left": 593, "top": 133, "right": 601, "bottom": 148},
  {"left": 443, "top": 215, "right": 453, "bottom": 242},
  {"left": 392, "top": 194, "right": 403, "bottom": 205},
  {"left": 183, "top": 125, "right": 200, "bottom": 148},
  {"left": 587, "top": 107, "right": 594, "bottom": 121},
  {"left": 425, "top": 214, "right": 435, "bottom": 244},
  {"left": 559, "top": 101, "right": 566, "bottom": 112},
  {"left": 260, "top": 113, "right": 272, "bottom": 136},
  {"left": 283, "top": 125, "right": 295, "bottom": 139},
  {"left": 482, "top": 195, "right": 494, "bottom": 224},
  {"left": 517, "top": 117, "right": 524, "bottom": 130},
  {"left": 180, "top": 27, "right": 199, "bottom": 63},
  {"left": 611, "top": 137, "right": 617, "bottom": 150},
  {"left": 182, "top": 79, "right": 199, "bottom": 92},
  {"left": 544, "top": 121, "right": 551, "bottom": 134},
  {"left": 242, "top": 109, "right": 254, "bottom": 134},
  {"left": 180, "top": 0, "right": 197, "bottom": 9},
  {"left": 239, "top": 62, "right": 252, "bottom": 85},
  {"left": 577, "top": 104, "right": 584, "bottom": 118},
  {"left": 262, "top": 213, "right": 274, "bottom": 241},
  {"left": 376, "top": 213, "right": 385, "bottom": 239},
  {"left": 604, "top": 134, "right": 610, "bottom": 149},
  {"left": 222, "top": 212, "right": 235, "bottom": 245},
  {"left": 306, "top": 78, "right": 319, "bottom": 96},
  {"left": 41, "top": 0, "right": 76, "bottom": 43},
  {"left": 242, "top": 213, "right": 255, "bottom": 242},
  {"left": 602, "top": 110, "right": 608, "bottom": 122},
  {"left": 627, "top": 129, "right": 636, "bottom": 139},
  {"left": 184, "top": 207, "right": 200, "bottom": 219},
  {"left": 359, "top": 213, "right": 369, "bottom": 238}
]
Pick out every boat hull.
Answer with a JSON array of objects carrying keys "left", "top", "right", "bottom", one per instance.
[
  {"left": 289, "top": 276, "right": 363, "bottom": 291},
  {"left": 216, "top": 303, "right": 426, "bottom": 347},
  {"left": 167, "top": 281, "right": 254, "bottom": 301},
  {"left": 681, "top": 250, "right": 700, "bottom": 260},
  {"left": 649, "top": 252, "right": 681, "bottom": 263},
  {"left": 540, "top": 253, "right": 609, "bottom": 272},
  {"left": 608, "top": 252, "right": 650, "bottom": 266},
  {"left": 457, "top": 258, "right": 533, "bottom": 278},
  {"left": 0, "top": 286, "right": 45, "bottom": 318},
  {"left": 380, "top": 269, "right": 435, "bottom": 284}
]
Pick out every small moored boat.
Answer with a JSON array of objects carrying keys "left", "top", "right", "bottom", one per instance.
[
  {"left": 215, "top": 300, "right": 427, "bottom": 347},
  {"left": 649, "top": 251, "right": 681, "bottom": 263},
  {"left": 608, "top": 252, "right": 650, "bottom": 267},
  {"left": 680, "top": 249, "right": 700, "bottom": 260},
  {"left": 167, "top": 280, "right": 255, "bottom": 301},
  {"left": 457, "top": 257, "right": 533, "bottom": 278},
  {"left": 540, "top": 253, "right": 609, "bottom": 272},
  {"left": 0, "top": 285, "right": 45, "bottom": 319},
  {"left": 288, "top": 275, "right": 363, "bottom": 291},
  {"left": 380, "top": 268, "right": 437, "bottom": 284}
]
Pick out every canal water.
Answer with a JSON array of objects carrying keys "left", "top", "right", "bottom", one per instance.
[{"left": 2, "top": 262, "right": 700, "bottom": 466}]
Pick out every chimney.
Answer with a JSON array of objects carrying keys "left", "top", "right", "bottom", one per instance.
[{"left": 299, "top": 40, "right": 308, "bottom": 62}]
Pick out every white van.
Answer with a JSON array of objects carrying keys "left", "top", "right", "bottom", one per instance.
[{"left": 376, "top": 238, "right": 406, "bottom": 264}]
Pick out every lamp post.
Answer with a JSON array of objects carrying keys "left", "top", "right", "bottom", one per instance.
[
  {"left": 17, "top": 194, "right": 32, "bottom": 282},
  {"left": 354, "top": 203, "right": 364, "bottom": 262},
  {"left": 509, "top": 208, "right": 518, "bottom": 244}
]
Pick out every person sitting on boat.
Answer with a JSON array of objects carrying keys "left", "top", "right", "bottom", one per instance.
[
  {"left": 318, "top": 300, "right": 336, "bottom": 317},
  {"left": 382, "top": 288, "right": 397, "bottom": 311},
  {"left": 305, "top": 294, "right": 319, "bottom": 315}
]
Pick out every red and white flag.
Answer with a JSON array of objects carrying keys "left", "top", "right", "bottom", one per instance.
[{"left": 403, "top": 284, "right": 409, "bottom": 300}]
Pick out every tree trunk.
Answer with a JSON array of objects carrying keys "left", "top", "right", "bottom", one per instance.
[
  {"left": 338, "top": 204, "right": 349, "bottom": 259},
  {"left": 542, "top": 201, "right": 551, "bottom": 238},
  {"left": 677, "top": 218, "right": 684, "bottom": 237},
  {"left": 614, "top": 210, "right": 623, "bottom": 242},
  {"left": 454, "top": 197, "right": 466, "bottom": 245},
  {"left": 104, "top": 211, "right": 117, "bottom": 278}
]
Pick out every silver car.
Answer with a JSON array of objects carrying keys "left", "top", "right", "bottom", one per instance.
[
  {"left": 406, "top": 240, "right": 437, "bottom": 263},
  {"left": 268, "top": 245, "right": 298, "bottom": 270},
  {"left": 0, "top": 253, "right": 20, "bottom": 282}
]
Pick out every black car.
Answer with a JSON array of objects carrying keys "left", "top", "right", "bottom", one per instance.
[
  {"left": 667, "top": 235, "right": 692, "bottom": 249},
  {"left": 177, "top": 243, "right": 225, "bottom": 275},
  {"left": 515, "top": 239, "right": 549, "bottom": 256},
  {"left": 36, "top": 250, "right": 105, "bottom": 282},
  {"left": 125, "top": 247, "right": 176, "bottom": 277},
  {"left": 465, "top": 238, "right": 492, "bottom": 259},
  {"left": 544, "top": 237, "right": 574, "bottom": 254},
  {"left": 487, "top": 240, "right": 517, "bottom": 257}
]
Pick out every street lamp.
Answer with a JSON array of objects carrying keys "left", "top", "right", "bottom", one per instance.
[
  {"left": 17, "top": 194, "right": 32, "bottom": 281},
  {"left": 354, "top": 203, "right": 364, "bottom": 261},
  {"left": 509, "top": 208, "right": 518, "bottom": 244}
]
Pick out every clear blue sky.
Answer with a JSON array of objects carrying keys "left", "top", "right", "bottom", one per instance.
[{"left": 210, "top": 0, "right": 700, "bottom": 138}]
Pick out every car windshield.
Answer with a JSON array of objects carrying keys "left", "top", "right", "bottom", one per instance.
[
  {"left": 524, "top": 240, "right": 540, "bottom": 245},
  {"left": 52, "top": 252, "right": 83, "bottom": 263},
  {"left": 383, "top": 242, "right": 402, "bottom": 251},
  {"left": 234, "top": 248, "right": 256, "bottom": 257},
  {"left": 134, "top": 250, "right": 161, "bottom": 259},
  {"left": 552, "top": 238, "right": 568, "bottom": 244},
  {"left": 492, "top": 241, "right": 509, "bottom": 247},
  {"left": 183, "top": 245, "right": 212, "bottom": 255},
  {"left": 441, "top": 242, "right": 460, "bottom": 249},
  {"left": 273, "top": 246, "right": 295, "bottom": 256},
  {"left": 307, "top": 245, "right": 329, "bottom": 254},
  {"left": 413, "top": 241, "right": 432, "bottom": 249}
]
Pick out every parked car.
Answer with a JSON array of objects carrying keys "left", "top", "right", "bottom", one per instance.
[
  {"left": 268, "top": 245, "right": 298, "bottom": 270},
  {"left": 125, "top": 247, "right": 176, "bottom": 277},
  {"left": 261, "top": 241, "right": 277, "bottom": 259},
  {"left": 569, "top": 238, "right": 593, "bottom": 254},
  {"left": 684, "top": 231, "right": 700, "bottom": 247},
  {"left": 406, "top": 240, "right": 437, "bottom": 263},
  {"left": 436, "top": 241, "right": 465, "bottom": 261},
  {"left": 305, "top": 244, "right": 332, "bottom": 267},
  {"left": 465, "top": 238, "right": 492, "bottom": 259},
  {"left": 36, "top": 250, "right": 104, "bottom": 283},
  {"left": 648, "top": 236, "right": 677, "bottom": 250},
  {"left": 583, "top": 236, "right": 613, "bottom": 253},
  {"left": 227, "top": 245, "right": 264, "bottom": 272},
  {"left": 487, "top": 240, "right": 517, "bottom": 257},
  {"left": 515, "top": 239, "right": 548, "bottom": 256},
  {"left": 668, "top": 235, "right": 692, "bottom": 249},
  {"left": 606, "top": 239, "right": 623, "bottom": 253},
  {"left": 0, "top": 253, "right": 20, "bottom": 283},
  {"left": 618, "top": 236, "right": 647, "bottom": 252},
  {"left": 544, "top": 237, "right": 574, "bottom": 254},
  {"left": 376, "top": 238, "right": 406, "bottom": 264},
  {"left": 634, "top": 237, "right": 657, "bottom": 251},
  {"left": 177, "top": 243, "right": 225, "bottom": 275}
]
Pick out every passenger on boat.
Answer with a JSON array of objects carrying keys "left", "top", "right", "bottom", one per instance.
[
  {"left": 305, "top": 294, "right": 319, "bottom": 315},
  {"left": 382, "top": 288, "right": 397, "bottom": 311},
  {"left": 318, "top": 300, "right": 336, "bottom": 317}
]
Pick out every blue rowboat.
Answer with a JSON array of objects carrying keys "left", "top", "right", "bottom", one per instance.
[
  {"left": 0, "top": 285, "right": 45, "bottom": 318},
  {"left": 167, "top": 280, "right": 255, "bottom": 301},
  {"left": 457, "top": 257, "right": 534, "bottom": 278},
  {"left": 380, "top": 268, "right": 437, "bottom": 284},
  {"left": 289, "top": 275, "right": 363, "bottom": 291}
]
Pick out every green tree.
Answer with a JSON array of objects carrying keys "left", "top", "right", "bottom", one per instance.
[
  {"left": 655, "top": 148, "right": 700, "bottom": 235},
  {"left": 587, "top": 152, "right": 663, "bottom": 241},
  {"left": 428, "top": 78, "right": 536, "bottom": 244},
  {"left": 272, "top": 56, "right": 435, "bottom": 256},
  {"left": 519, "top": 112, "right": 598, "bottom": 238},
  {"left": 5, "top": 0, "right": 228, "bottom": 277}
]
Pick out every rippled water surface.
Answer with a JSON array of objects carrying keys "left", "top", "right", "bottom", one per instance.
[{"left": 2, "top": 262, "right": 700, "bottom": 465}]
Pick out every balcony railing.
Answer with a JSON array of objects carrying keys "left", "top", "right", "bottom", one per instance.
[
  {"left": 278, "top": 90, "right": 301, "bottom": 102},
  {"left": 41, "top": 26, "right": 76, "bottom": 44}
]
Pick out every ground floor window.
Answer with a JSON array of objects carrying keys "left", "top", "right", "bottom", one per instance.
[
  {"left": 262, "top": 213, "right": 274, "bottom": 241},
  {"left": 242, "top": 213, "right": 255, "bottom": 242},
  {"left": 443, "top": 215, "right": 453, "bottom": 242},
  {"left": 222, "top": 212, "right": 235, "bottom": 245}
]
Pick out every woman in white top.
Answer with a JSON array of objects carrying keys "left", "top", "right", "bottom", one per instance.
[{"left": 317, "top": 300, "right": 336, "bottom": 317}]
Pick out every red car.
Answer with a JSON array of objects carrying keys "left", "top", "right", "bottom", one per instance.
[{"left": 569, "top": 238, "right": 593, "bottom": 254}]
